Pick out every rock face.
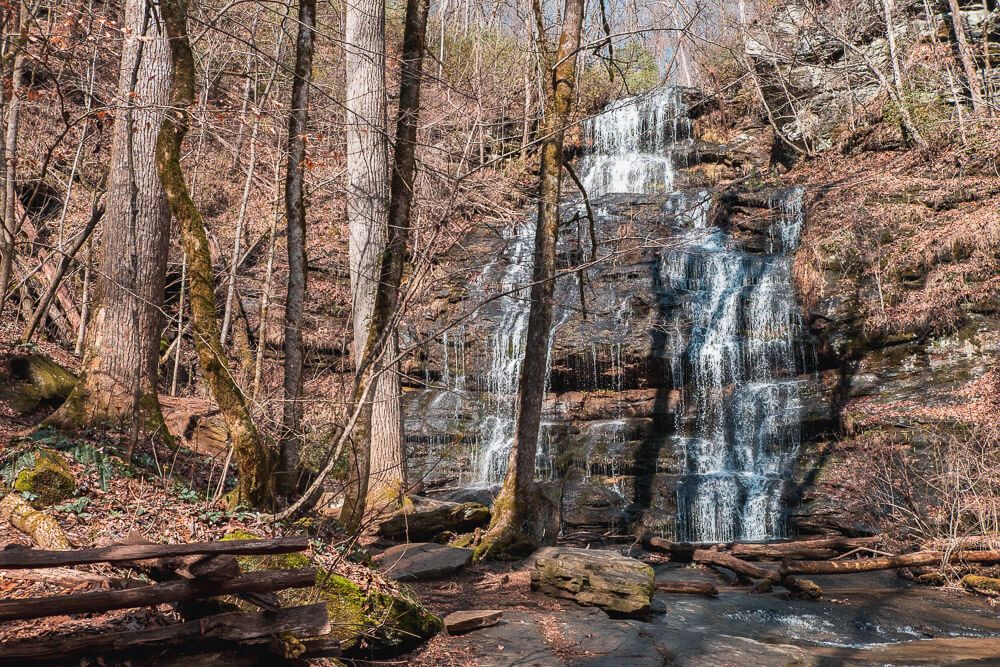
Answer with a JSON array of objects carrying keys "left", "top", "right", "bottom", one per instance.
[
  {"left": 379, "top": 542, "right": 473, "bottom": 581},
  {"left": 376, "top": 496, "right": 490, "bottom": 541},
  {"left": 530, "top": 547, "right": 655, "bottom": 620},
  {"left": 444, "top": 609, "right": 503, "bottom": 634}
]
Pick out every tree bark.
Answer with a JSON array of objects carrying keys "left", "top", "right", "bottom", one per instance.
[
  {"left": 476, "top": 0, "right": 585, "bottom": 559},
  {"left": 277, "top": 0, "right": 316, "bottom": 498},
  {"left": 46, "top": 0, "right": 171, "bottom": 435},
  {"left": 0, "top": 2, "right": 26, "bottom": 319},
  {"left": 155, "top": 0, "right": 272, "bottom": 507},
  {"left": 341, "top": 0, "right": 400, "bottom": 531},
  {"left": 946, "top": 0, "right": 985, "bottom": 112},
  {"left": 359, "top": 0, "right": 431, "bottom": 517}
]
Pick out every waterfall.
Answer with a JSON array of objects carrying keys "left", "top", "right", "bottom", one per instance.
[
  {"left": 579, "top": 88, "right": 690, "bottom": 197},
  {"left": 669, "top": 191, "right": 806, "bottom": 542},
  {"left": 409, "top": 87, "right": 808, "bottom": 542}
]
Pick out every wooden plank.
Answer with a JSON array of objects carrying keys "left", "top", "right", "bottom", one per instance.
[
  {"left": 0, "top": 536, "right": 309, "bottom": 570},
  {"left": 0, "top": 568, "right": 316, "bottom": 622},
  {"left": 0, "top": 604, "right": 331, "bottom": 663}
]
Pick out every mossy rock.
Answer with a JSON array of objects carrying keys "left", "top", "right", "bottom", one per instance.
[
  {"left": 0, "top": 354, "right": 76, "bottom": 414},
  {"left": 13, "top": 448, "right": 76, "bottom": 506},
  {"left": 962, "top": 574, "right": 1000, "bottom": 596},
  {"left": 223, "top": 530, "right": 441, "bottom": 655}
]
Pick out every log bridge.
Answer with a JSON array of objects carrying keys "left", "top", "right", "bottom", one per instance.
[{"left": 0, "top": 536, "right": 338, "bottom": 665}]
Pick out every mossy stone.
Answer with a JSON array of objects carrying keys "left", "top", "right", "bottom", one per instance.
[
  {"left": 13, "top": 448, "right": 76, "bottom": 505},
  {"left": 222, "top": 530, "right": 442, "bottom": 653},
  {"left": 1, "top": 354, "right": 76, "bottom": 414}
]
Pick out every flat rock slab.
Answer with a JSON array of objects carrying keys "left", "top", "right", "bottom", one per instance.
[
  {"left": 379, "top": 542, "right": 473, "bottom": 581},
  {"left": 531, "top": 547, "right": 654, "bottom": 620},
  {"left": 445, "top": 609, "right": 503, "bottom": 634}
]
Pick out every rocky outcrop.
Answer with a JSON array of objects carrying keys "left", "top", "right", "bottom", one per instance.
[{"left": 530, "top": 547, "right": 655, "bottom": 619}]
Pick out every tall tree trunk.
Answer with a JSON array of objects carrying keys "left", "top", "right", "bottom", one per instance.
[
  {"left": 47, "top": 0, "right": 172, "bottom": 434},
  {"left": 277, "top": 0, "right": 316, "bottom": 498},
  {"left": 476, "top": 0, "right": 585, "bottom": 559},
  {"left": 946, "top": 0, "right": 985, "bottom": 112},
  {"left": 0, "top": 2, "right": 26, "bottom": 320},
  {"left": 362, "top": 0, "right": 430, "bottom": 515},
  {"left": 156, "top": 0, "right": 272, "bottom": 508},
  {"left": 341, "top": 0, "right": 400, "bottom": 531}
]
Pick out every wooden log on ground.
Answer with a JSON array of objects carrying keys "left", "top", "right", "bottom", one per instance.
[
  {"left": 962, "top": 574, "right": 1000, "bottom": 596},
  {"left": 922, "top": 536, "right": 1000, "bottom": 551},
  {"left": 639, "top": 532, "right": 696, "bottom": 562},
  {"left": 0, "top": 567, "right": 142, "bottom": 590},
  {"left": 0, "top": 603, "right": 331, "bottom": 664},
  {"left": 0, "top": 495, "right": 70, "bottom": 550},
  {"left": 782, "top": 550, "right": 1000, "bottom": 575},
  {"left": 693, "top": 549, "right": 821, "bottom": 599},
  {"left": 655, "top": 580, "right": 719, "bottom": 597},
  {"left": 0, "top": 567, "right": 316, "bottom": 622},
  {"left": 0, "top": 536, "right": 308, "bottom": 570}
]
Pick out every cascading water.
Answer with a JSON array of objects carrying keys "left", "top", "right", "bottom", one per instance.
[
  {"left": 666, "top": 195, "right": 806, "bottom": 541},
  {"left": 408, "top": 87, "right": 809, "bottom": 542},
  {"left": 578, "top": 87, "right": 808, "bottom": 541}
]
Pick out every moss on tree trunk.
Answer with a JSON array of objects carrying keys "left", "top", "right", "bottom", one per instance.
[{"left": 156, "top": 0, "right": 272, "bottom": 508}]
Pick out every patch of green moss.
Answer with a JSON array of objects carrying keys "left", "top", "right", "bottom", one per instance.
[
  {"left": 13, "top": 448, "right": 75, "bottom": 505},
  {"left": 1, "top": 354, "right": 76, "bottom": 414},
  {"left": 222, "top": 530, "right": 441, "bottom": 652}
]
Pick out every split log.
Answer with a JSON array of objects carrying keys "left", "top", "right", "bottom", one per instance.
[
  {"left": 0, "top": 536, "right": 308, "bottom": 570},
  {"left": 782, "top": 550, "right": 1000, "bottom": 575},
  {"left": 0, "top": 567, "right": 140, "bottom": 589},
  {"left": 0, "top": 494, "right": 70, "bottom": 550},
  {"left": 654, "top": 581, "right": 719, "bottom": 597},
  {"left": 0, "top": 567, "right": 316, "bottom": 622},
  {"left": 0, "top": 603, "right": 331, "bottom": 664}
]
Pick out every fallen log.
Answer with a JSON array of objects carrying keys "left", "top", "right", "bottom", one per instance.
[
  {"left": 782, "top": 550, "right": 1000, "bottom": 575},
  {"left": 639, "top": 532, "right": 696, "bottom": 562},
  {"left": 0, "top": 536, "right": 308, "bottom": 570},
  {"left": 922, "top": 536, "right": 1000, "bottom": 551},
  {"left": 0, "top": 495, "right": 70, "bottom": 550},
  {"left": 654, "top": 581, "right": 719, "bottom": 597},
  {"left": 693, "top": 549, "right": 821, "bottom": 599},
  {"left": 0, "top": 603, "right": 331, "bottom": 664},
  {"left": 729, "top": 537, "right": 881, "bottom": 561},
  {"left": 0, "top": 567, "right": 316, "bottom": 622}
]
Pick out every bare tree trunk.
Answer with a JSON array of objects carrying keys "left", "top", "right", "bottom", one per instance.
[
  {"left": 277, "top": 0, "right": 316, "bottom": 498},
  {"left": 253, "top": 161, "right": 282, "bottom": 401},
  {"left": 946, "top": 0, "right": 985, "bottom": 112},
  {"left": 0, "top": 2, "right": 26, "bottom": 320},
  {"left": 341, "top": 0, "right": 399, "bottom": 530},
  {"left": 476, "top": 0, "right": 585, "bottom": 559},
  {"left": 47, "top": 0, "right": 171, "bottom": 434},
  {"left": 156, "top": 0, "right": 272, "bottom": 508},
  {"left": 361, "top": 0, "right": 431, "bottom": 515}
]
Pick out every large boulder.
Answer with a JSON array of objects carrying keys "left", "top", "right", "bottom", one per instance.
[
  {"left": 223, "top": 531, "right": 442, "bottom": 657},
  {"left": 530, "top": 547, "right": 655, "bottom": 620},
  {"left": 378, "top": 542, "right": 473, "bottom": 581},
  {"left": 377, "top": 496, "right": 490, "bottom": 541}
]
